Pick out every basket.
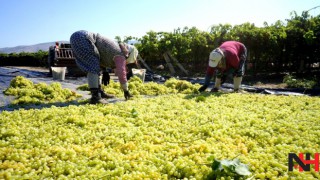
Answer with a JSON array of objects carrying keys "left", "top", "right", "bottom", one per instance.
[
  {"left": 132, "top": 68, "right": 146, "bottom": 82},
  {"left": 51, "top": 67, "right": 66, "bottom": 81}
]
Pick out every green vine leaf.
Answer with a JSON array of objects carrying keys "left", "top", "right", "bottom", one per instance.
[{"left": 211, "top": 158, "right": 251, "bottom": 177}]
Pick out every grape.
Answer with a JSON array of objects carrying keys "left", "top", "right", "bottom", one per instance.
[
  {"left": 4, "top": 76, "right": 81, "bottom": 105},
  {"left": 1, "top": 77, "right": 319, "bottom": 179}
]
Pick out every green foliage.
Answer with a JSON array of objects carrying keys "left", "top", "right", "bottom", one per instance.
[
  {"left": 136, "top": 11, "right": 320, "bottom": 74},
  {"left": 0, "top": 50, "right": 48, "bottom": 66},
  {"left": 208, "top": 157, "right": 251, "bottom": 179},
  {"left": 139, "top": 27, "right": 213, "bottom": 68},
  {"left": 131, "top": 108, "right": 138, "bottom": 118},
  {"left": 283, "top": 74, "right": 317, "bottom": 89}
]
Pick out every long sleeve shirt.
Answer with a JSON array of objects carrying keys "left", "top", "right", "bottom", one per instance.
[
  {"left": 70, "top": 30, "right": 129, "bottom": 84},
  {"left": 206, "top": 41, "right": 247, "bottom": 77}
]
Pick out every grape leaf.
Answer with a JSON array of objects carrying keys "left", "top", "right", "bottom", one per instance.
[
  {"left": 211, "top": 158, "right": 251, "bottom": 177},
  {"left": 235, "top": 164, "right": 251, "bottom": 176},
  {"left": 131, "top": 108, "right": 138, "bottom": 118}
]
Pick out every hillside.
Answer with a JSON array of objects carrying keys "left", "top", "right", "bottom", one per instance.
[
  {"left": 0, "top": 40, "right": 139, "bottom": 54},
  {"left": 0, "top": 41, "right": 68, "bottom": 53}
]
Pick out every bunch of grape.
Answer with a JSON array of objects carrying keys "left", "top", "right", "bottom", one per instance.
[
  {"left": 78, "top": 76, "right": 202, "bottom": 97},
  {"left": 0, "top": 93, "right": 319, "bottom": 179},
  {"left": 4, "top": 76, "right": 81, "bottom": 105},
  {"left": 1, "top": 76, "right": 320, "bottom": 179}
]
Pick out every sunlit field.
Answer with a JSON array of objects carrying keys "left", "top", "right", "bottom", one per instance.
[{"left": 0, "top": 76, "right": 319, "bottom": 179}]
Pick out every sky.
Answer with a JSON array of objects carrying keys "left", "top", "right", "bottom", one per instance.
[{"left": 0, "top": 0, "right": 319, "bottom": 48}]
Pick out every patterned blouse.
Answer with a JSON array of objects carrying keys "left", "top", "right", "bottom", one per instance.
[{"left": 70, "top": 30, "right": 128, "bottom": 83}]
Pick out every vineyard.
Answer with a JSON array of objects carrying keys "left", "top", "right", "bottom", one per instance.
[{"left": 0, "top": 76, "right": 319, "bottom": 179}]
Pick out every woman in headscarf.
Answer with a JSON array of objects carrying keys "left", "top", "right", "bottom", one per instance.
[{"left": 70, "top": 30, "right": 138, "bottom": 104}]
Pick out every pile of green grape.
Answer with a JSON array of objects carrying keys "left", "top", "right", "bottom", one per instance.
[
  {"left": 0, "top": 91, "right": 319, "bottom": 179},
  {"left": 77, "top": 76, "right": 202, "bottom": 98},
  {"left": 4, "top": 76, "right": 81, "bottom": 105}
]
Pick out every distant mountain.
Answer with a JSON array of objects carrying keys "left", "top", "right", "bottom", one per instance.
[
  {"left": 0, "top": 41, "right": 69, "bottom": 53},
  {"left": 0, "top": 40, "right": 140, "bottom": 54}
]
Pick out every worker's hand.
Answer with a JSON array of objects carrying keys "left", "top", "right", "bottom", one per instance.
[
  {"left": 198, "top": 85, "right": 208, "bottom": 92},
  {"left": 124, "top": 90, "right": 133, "bottom": 100}
]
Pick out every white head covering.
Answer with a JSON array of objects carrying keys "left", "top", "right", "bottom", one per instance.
[
  {"left": 126, "top": 44, "right": 138, "bottom": 64},
  {"left": 208, "top": 48, "right": 224, "bottom": 67}
]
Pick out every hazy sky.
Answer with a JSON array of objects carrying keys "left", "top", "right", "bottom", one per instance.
[{"left": 0, "top": 0, "right": 319, "bottom": 48}]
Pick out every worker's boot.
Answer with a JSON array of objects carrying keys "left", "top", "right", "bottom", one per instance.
[
  {"left": 99, "top": 86, "right": 115, "bottom": 99},
  {"left": 233, "top": 76, "right": 243, "bottom": 92},
  {"left": 90, "top": 88, "right": 108, "bottom": 104},
  {"left": 211, "top": 78, "right": 221, "bottom": 92}
]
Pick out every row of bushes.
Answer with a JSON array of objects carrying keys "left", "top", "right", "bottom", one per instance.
[{"left": 0, "top": 51, "right": 48, "bottom": 67}]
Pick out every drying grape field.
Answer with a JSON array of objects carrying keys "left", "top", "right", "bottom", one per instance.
[{"left": 0, "top": 76, "right": 319, "bottom": 179}]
